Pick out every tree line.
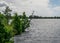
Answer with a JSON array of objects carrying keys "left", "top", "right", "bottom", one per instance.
[{"left": 29, "top": 15, "right": 60, "bottom": 19}]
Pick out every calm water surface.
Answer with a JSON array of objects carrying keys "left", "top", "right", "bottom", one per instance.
[{"left": 14, "top": 19, "right": 60, "bottom": 43}]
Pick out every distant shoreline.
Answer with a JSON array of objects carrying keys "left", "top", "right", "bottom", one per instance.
[
  {"left": 19, "top": 15, "right": 60, "bottom": 19},
  {"left": 29, "top": 17, "right": 60, "bottom": 19},
  {"left": 29, "top": 18, "right": 60, "bottom": 19}
]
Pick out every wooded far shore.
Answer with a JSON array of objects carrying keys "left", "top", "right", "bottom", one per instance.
[{"left": 29, "top": 15, "right": 60, "bottom": 19}]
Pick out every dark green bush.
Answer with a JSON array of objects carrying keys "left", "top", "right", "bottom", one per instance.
[
  {"left": 21, "top": 12, "right": 30, "bottom": 32},
  {"left": 12, "top": 13, "right": 22, "bottom": 35},
  {"left": 0, "top": 17, "right": 14, "bottom": 43},
  {"left": 0, "top": 7, "right": 30, "bottom": 43},
  {"left": 0, "top": 21, "right": 5, "bottom": 43}
]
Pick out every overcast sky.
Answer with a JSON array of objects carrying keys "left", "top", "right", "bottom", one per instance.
[{"left": 0, "top": 0, "right": 60, "bottom": 16}]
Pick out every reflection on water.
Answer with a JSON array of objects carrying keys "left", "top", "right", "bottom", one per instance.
[{"left": 14, "top": 19, "right": 60, "bottom": 43}]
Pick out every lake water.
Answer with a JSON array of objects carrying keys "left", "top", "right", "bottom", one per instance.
[{"left": 14, "top": 19, "right": 60, "bottom": 43}]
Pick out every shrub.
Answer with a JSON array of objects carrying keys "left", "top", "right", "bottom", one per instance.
[
  {"left": 21, "top": 12, "right": 30, "bottom": 32},
  {"left": 0, "top": 21, "right": 5, "bottom": 43},
  {"left": 0, "top": 12, "right": 14, "bottom": 43},
  {"left": 4, "top": 25, "right": 14, "bottom": 43},
  {"left": 0, "top": 20, "right": 14, "bottom": 43},
  {"left": 0, "top": 7, "right": 30, "bottom": 43},
  {"left": 12, "top": 13, "right": 22, "bottom": 35}
]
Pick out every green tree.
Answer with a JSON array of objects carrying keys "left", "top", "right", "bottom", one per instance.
[{"left": 3, "top": 6, "right": 12, "bottom": 24}]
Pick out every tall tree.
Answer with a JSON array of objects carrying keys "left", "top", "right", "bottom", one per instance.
[{"left": 3, "top": 6, "right": 12, "bottom": 24}]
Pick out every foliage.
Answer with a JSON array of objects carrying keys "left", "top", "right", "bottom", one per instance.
[
  {"left": 3, "top": 6, "right": 12, "bottom": 24},
  {"left": 4, "top": 25, "right": 14, "bottom": 43},
  {"left": 0, "top": 13, "right": 14, "bottom": 43},
  {"left": 0, "top": 7, "right": 30, "bottom": 43},
  {"left": 21, "top": 12, "right": 30, "bottom": 32},
  {"left": 12, "top": 13, "right": 22, "bottom": 35},
  {"left": 0, "top": 19, "right": 5, "bottom": 43}
]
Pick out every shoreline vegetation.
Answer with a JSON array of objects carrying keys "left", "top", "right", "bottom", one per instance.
[
  {"left": 0, "top": 6, "right": 60, "bottom": 43},
  {"left": 29, "top": 15, "right": 60, "bottom": 19},
  {"left": 0, "top": 6, "right": 30, "bottom": 43}
]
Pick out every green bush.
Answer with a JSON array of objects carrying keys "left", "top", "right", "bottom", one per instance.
[
  {"left": 0, "top": 20, "right": 5, "bottom": 43},
  {"left": 4, "top": 25, "right": 14, "bottom": 43},
  {"left": 12, "top": 13, "right": 22, "bottom": 35},
  {"left": 0, "top": 13, "right": 14, "bottom": 43},
  {"left": 21, "top": 12, "right": 30, "bottom": 32},
  {"left": 0, "top": 7, "right": 30, "bottom": 43},
  {"left": 0, "top": 19, "right": 14, "bottom": 43}
]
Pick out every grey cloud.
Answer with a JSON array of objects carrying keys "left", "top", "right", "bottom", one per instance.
[
  {"left": 4, "top": 0, "right": 14, "bottom": 3},
  {"left": 0, "top": 3, "right": 7, "bottom": 7}
]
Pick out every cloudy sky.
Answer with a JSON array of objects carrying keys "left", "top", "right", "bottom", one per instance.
[{"left": 0, "top": 0, "right": 60, "bottom": 16}]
